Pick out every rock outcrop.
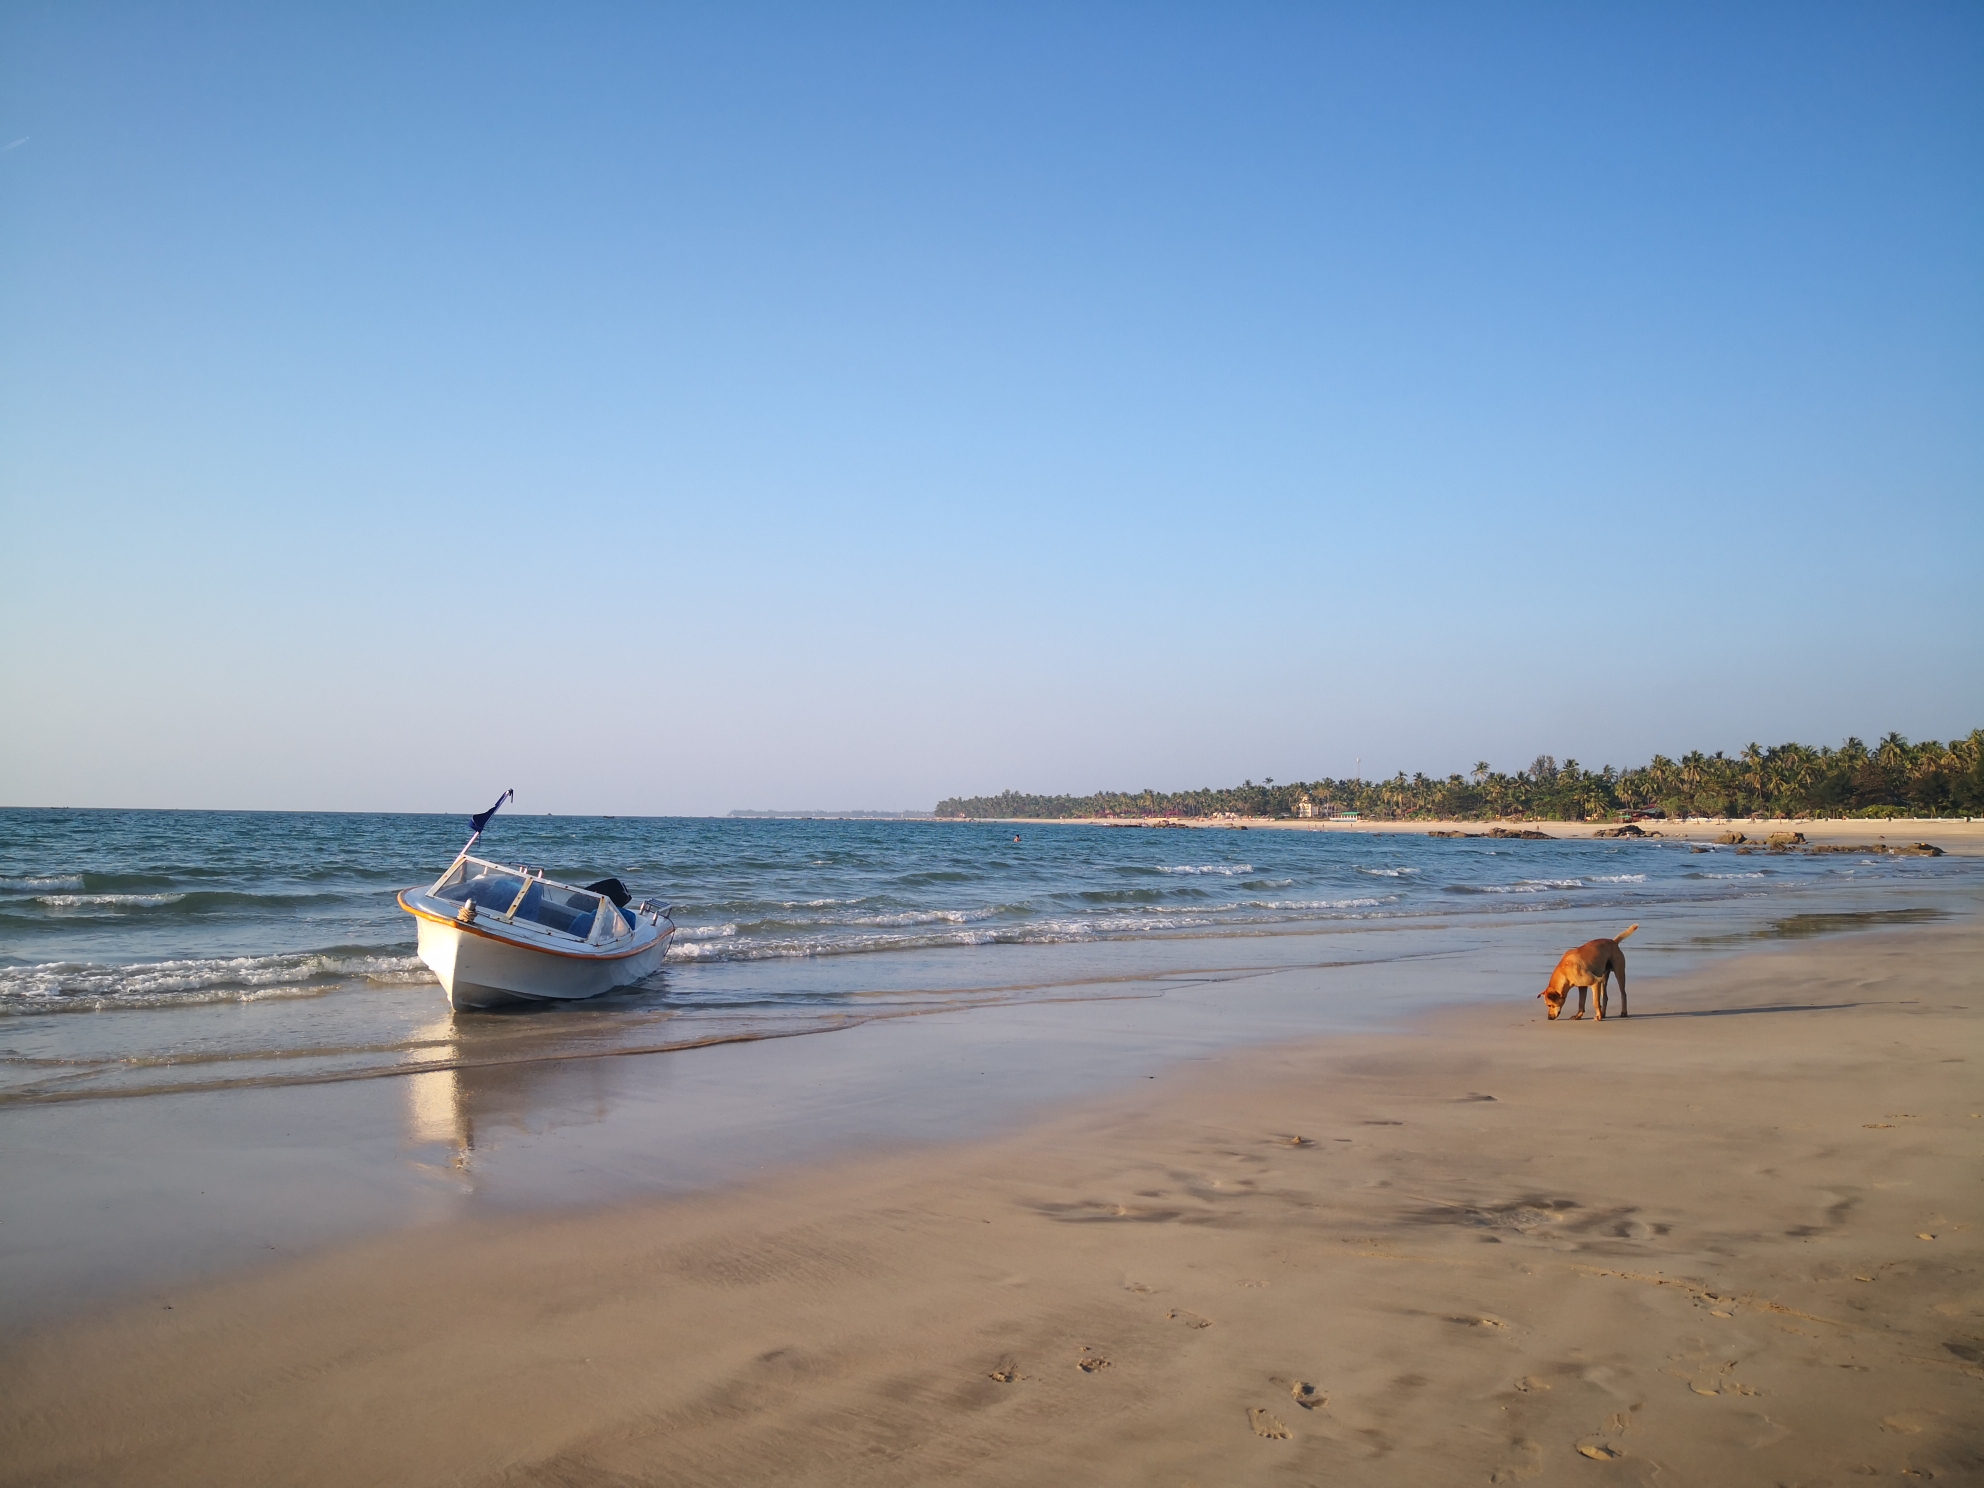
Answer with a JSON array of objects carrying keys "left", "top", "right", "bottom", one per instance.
[{"left": 1807, "top": 841, "right": 1946, "bottom": 857}]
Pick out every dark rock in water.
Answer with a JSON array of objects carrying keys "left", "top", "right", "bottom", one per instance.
[
  {"left": 1592, "top": 824, "right": 1647, "bottom": 839},
  {"left": 1689, "top": 845, "right": 1711, "bottom": 854},
  {"left": 1714, "top": 831, "right": 1747, "bottom": 845},
  {"left": 1426, "top": 826, "right": 1556, "bottom": 840},
  {"left": 1766, "top": 831, "right": 1806, "bottom": 847},
  {"left": 1807, "top": 841, "right": 1943, "bottom": 856}
]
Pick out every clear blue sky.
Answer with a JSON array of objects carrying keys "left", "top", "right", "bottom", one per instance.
[{"left": 3, "top": 3, "right": 1979, "bottom": 814}]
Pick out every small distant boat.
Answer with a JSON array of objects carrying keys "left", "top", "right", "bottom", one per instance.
[{"left": 397, "top": 790, "right": 675, "bottom": 1010}]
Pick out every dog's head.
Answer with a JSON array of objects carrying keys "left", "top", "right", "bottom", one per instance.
[{"left": 1538, "top": 976, "right": 1569, "bottom": 1019}]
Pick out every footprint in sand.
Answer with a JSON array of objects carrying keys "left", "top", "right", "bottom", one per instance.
[
  {"left": 1165, "top": 1308, "right": 1212, "bottom": 1329},
  {"left": 1076, "top": 1348, "right": 1111, "bottom": 1374},
  {"left": 1573, "top": 1410, "right": 1633, "bottom": 1460},
  {"left": 1290, "top": 1381, "right": 1325, "bottom": 1409},
  {"left": 987, "top": 1363, "right": 1023, "bottom": 1383},
  {"left": 1249, "top": 1407, "right": 1291, "bottom": 1439},
  {"left": 1490, "top": 1440, "right": 1543, "bottom": 1483}
]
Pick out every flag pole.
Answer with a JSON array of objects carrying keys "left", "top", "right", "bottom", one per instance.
[{"left": 433, "top": 788, "right": 514, "bottom": 891}]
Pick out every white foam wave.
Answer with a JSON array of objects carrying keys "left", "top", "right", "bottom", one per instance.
[
  {"left": 0, "top": 875, "right": 84, "bottom": 892},
  {"left": 1462, "top": 878, "right": 1587, "bottom": 895},
  {"left": 34, "top": 893, "right": 184, "bottom": 908},
  {"left": 660, "top": 895, "right": 1415, "bottom": 963},
  {"left": 1244, "top": 895, "right": 1391, "bottom": 911},
  {"left": 678, "top": 922, "right": 740, "bottom": 941},
  {"left": 1358, "top": 866, "right": 1418, "bottom": 877},
  {"left": 0, "top": 951, "right": 432, "bottom": 1009},
  {"left": 846, "top": 907, "right": 994, "bottom": 928},
  {"left": 1157, "top": 864, "right": 1254, "bottom": 876},
  {"left": 1588, "top": 874, "right": 1647, "bottom": 883}
]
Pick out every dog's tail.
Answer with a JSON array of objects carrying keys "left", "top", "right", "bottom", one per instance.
[{"left": 1615, "top": 924, "right": 1639, "bottom": 943}]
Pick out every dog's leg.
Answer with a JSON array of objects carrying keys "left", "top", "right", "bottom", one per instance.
[
  {"left": 1594, "top": 974, "right": 1607, "bottom": 1021},
  {"left": 1570, "top": 984, "right": 1586, "bottom": 1019},
  {"left": 1616, "top": 961, "right": 1627, "bottom": 1018}
]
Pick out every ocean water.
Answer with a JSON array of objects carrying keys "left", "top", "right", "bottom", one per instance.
[{"left": 1, "top": 808, "right": 1976, "bottom": 1105}]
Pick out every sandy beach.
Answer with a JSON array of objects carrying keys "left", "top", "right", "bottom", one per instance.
[
  {"left": 3, "top": 919, "right": 1978, "bottom": 1486},
  {"left": 1058, "top": 815, "right": 1984, "bottom": 855}
]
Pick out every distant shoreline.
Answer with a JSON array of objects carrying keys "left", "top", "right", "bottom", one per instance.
[{"left": 948, "top": 814, "right": 1984, "bottom": 854}]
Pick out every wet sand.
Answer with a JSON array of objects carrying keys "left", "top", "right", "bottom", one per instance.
[{"left": 2, "top": 921, "right": 1978, "bottom": 1485}]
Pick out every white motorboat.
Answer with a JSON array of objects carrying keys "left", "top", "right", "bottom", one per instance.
[{"left": 397, "top": 791, "right": 675, "bottom": 1010}]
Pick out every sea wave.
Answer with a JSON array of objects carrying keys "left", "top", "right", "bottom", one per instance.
[
  {"left": 18, "top": 888, "right": 356, "bottom": 917},
  {"left": 0, "top": 875, "right": 85, "bottom": 893},
  {"left": 1241, "top": 895, "right": 1392, "bottom": 912},
  {"left": 34, "top": 893, "right": 185, "bottom": 908},
  {"left": 677, "top": 922, "right": 741, "bottom": 941},
  {"left": 1156, "top": 864, "right": 1254, "bottom": 876},
  {"left": 0, "top": 948, "right": 433, "bottom": 1012},
  {"left": 1444, "top": 878, "right": 1588, "bottom": 895},
  {"left": 659, "top": 896, "right": 1410, "bottom": 962}
]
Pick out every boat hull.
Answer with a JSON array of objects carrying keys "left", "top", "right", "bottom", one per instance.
[{"left": 401, "top": 893, "right": 673, "bottom": 1010}]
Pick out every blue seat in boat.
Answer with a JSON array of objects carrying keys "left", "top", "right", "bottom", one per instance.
[{"left": 461, "top": 877, "right": 524, "bottom": 913}]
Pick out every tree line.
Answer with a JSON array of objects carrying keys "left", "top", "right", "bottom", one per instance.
[{"left": 935, "top": 731, "right": 1984, "bottom": 823}]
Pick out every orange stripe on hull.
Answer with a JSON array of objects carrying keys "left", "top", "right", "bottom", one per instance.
[{"left": 397, "top": 891, "right": 666, "bottom": 963}]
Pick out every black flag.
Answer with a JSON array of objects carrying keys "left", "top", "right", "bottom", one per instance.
[{"left": 470, "top": 789, "right": 514, "bottom": 835}]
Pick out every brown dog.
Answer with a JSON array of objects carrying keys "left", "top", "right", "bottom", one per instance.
[{"left": 1539, "top": 925, "right": 1637, "bottom": 1020}]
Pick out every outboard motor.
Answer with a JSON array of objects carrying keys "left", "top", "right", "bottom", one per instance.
[{"left": 583, "top": 877, "right": 633, "bottom": 909}]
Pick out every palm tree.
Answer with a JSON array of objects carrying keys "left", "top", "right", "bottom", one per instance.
[
  {"left": 1740, "top": 743, "right": 1768, "bottom": 814},
  {"left": 1678, "top": 751, "right": 1707, "bottom": 818}
]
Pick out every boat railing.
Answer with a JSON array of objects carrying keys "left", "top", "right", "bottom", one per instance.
[
  {"left": 423, "top": 856, "right": 671, "bottom": 944},
  {"left": 425, "top": 856, "right": 629, "bottom": 942}
]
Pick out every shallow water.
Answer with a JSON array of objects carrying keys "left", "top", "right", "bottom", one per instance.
[{"left": 1, "top": 809, "right": 1977, "bottom": 1103}]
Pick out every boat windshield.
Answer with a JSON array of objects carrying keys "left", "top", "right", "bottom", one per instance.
[{"left": 430, "top": 859, "right": 623, "bottom": 941}]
